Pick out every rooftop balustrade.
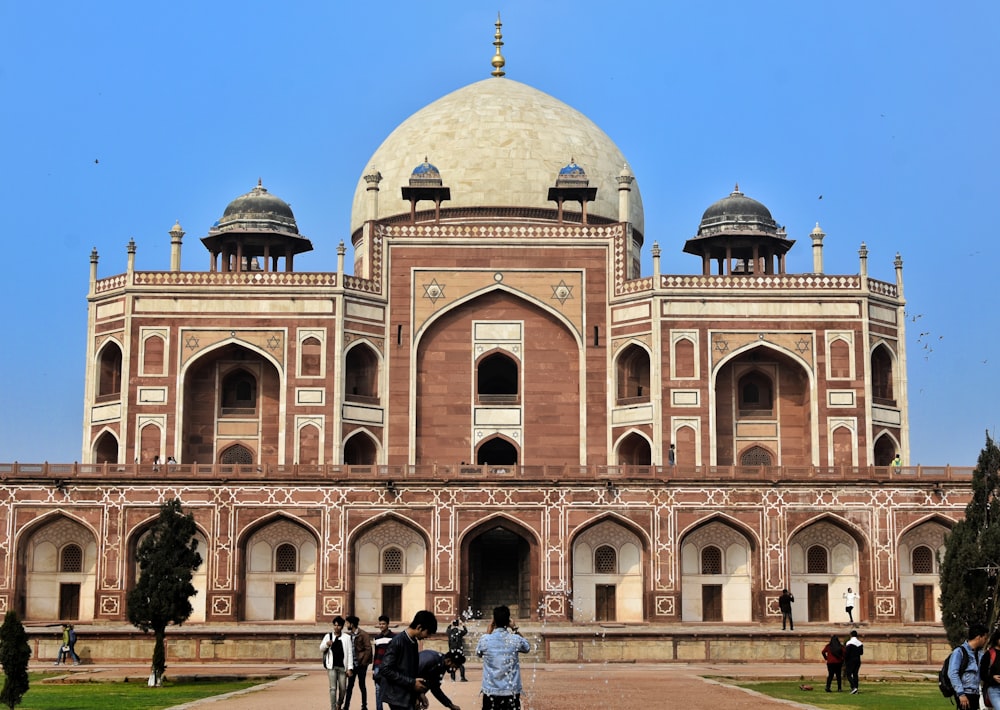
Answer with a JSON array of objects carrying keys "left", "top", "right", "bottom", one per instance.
[{"left": 0, "top": 462, "right": 973, "bottom": 485}]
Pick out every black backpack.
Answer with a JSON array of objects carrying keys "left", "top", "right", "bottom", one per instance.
[{"left": 939, "top": 646, "right": 969, "bottom": 698}]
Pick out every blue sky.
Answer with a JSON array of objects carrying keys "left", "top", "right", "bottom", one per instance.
[{"left": 1, "top": 1, "right": 996, "bottom": 465}]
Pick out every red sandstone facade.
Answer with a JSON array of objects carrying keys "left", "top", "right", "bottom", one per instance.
[{"left": 3, "top": 39, "right": 965, "bottom": 630}]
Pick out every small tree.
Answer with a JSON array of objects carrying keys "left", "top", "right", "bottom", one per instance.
[
  {"left": 0, "top": 611, "right": 31, "bottom": 709},
  {"left": 126, "top": 498, "right": 202, "bottom": 686},
  {"left": 939, "top": 431, "right": 1000, "bottom": 646}
]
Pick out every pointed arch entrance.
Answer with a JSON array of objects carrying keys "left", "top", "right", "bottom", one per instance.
[
  {"left": 714, "top": 345, "right": 813, "bottom": 466},
  {"left": 181, "top": 343, "right": 281, "bottom": 465},
  {"left": 463, "top": 519, "right": 535, "bottom": 621},
  {"left": 17, "top": 515, "right": 98, "bottom": 621}
]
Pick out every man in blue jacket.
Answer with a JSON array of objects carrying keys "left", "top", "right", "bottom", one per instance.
[
  {"left": 948, "top": 622, "right": 989, "bottom": 710},
  {"left": 378, "top": 610, "right": 438, "bottom": 710},
  {"left": 476, "top": 605, "right": 529, "bottom": 710}
]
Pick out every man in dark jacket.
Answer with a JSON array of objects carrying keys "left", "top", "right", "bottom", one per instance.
[
  {"left": 415, "top": 649, "right": 465, "bottom": 709},
  {"left": 446, "top": 620, "right": 468, "bottom": 681},
  {"left": 378, "top": 610, "right": 438, "bottom": 710},
  {"left": 778, "top": 588, "right": 794, "bottom": 631},
  {"left": 346, "top": 615, "right": 374, "bottom": 710}
]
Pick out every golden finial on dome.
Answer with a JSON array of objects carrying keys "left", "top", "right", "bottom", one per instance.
[{"left": 491, "top": 13, "right": 506, "bottom": 77}]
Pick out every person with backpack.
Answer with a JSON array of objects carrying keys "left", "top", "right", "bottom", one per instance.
[
  {"left": 843, "top": 629, "right": 864, "bottom": 694},
  {"left": 981, "top": 629, "right": 1000, "bottom": 709},
  {"left": 948, "top": 622, "right": 989, "bottom": 710},
  {"left": 821, "top": 634, "right": 845, "bottom": 692},
  {"left": 66, "top": 625, "right": 82, "bottom": 665}
]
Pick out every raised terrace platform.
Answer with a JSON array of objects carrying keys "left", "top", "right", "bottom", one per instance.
[{"left": 27, "top": 622, "right": 951, "bottom": 667}]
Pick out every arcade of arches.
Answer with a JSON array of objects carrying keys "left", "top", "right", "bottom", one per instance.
[{"left": 10, "top": 507, "right": 951, "bottom": 625}]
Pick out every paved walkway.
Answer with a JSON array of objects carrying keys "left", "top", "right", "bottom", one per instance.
[{"left": 40, "top": 660, "right": 937, "bottom": 710}]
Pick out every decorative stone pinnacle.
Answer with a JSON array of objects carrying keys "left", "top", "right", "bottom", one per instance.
[{"left": 491, "top": 14, "right": 506, "bottom": 77}]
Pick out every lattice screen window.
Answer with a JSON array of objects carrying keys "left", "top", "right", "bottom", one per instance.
[
  {"left": 912, "top": 545, "right": 934, "bottom": 574},
  {"left": 221, "top": 444, "right": 253, "bottom": 465},
  {"left": 275, "top": 543, "right": 298, "bottom": 572},
  {"left": 382, "top": 547, "right": 403, "bottom": 574},
  {"left": 807, "top": 545, "right": 829, "bottom": 574},
  {"left": 60, "top": 544, "right": 83, "bottom": 573},
  {"left": 701, "top": 545, "right": 722, "bottom": 574},
  {"left": 740, "top": 446, "right": 773, "bottom": 466},
  {"left": 595, "top": 545, "right": 617, "bottom": 574}
]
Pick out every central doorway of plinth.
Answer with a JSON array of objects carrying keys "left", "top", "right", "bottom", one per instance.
[{"left": 467, "top": 526, "right": 531, "bottom": 620}]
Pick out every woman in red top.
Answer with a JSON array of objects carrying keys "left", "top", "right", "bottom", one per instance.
[{"left": 822, "top": 635, "right": 845, "bottom": 692}]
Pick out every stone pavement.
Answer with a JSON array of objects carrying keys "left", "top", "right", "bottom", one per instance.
[{"left": 38, "top": 660, "right": 938, "bottom": 710}]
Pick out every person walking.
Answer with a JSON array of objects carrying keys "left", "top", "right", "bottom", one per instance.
[
  {"left": 66, "top": 625, "right": 82, "bottom": 665},
  {"left": 821, "top": 634, "right": 844, "bottom": 692},
  {"left": 778, "top": 589, "right": 794, "bottom": 631},
  {"left": 321, "top": 616, "right": 355, "bottom": 710},
  {"left": 446, "top": 619, "right": 467, "bottom": 682},
  {"left": 476, "top": 605, "right": 529, "bottom": 710},
  {"left": 949, "top": 622, "right": 988, "bottom": 710},
  {"left": 379, "top": 610, "right": 437, "bottom": 710},
  {"left": 346, "top": 615, "right": 373, "bottom": 710},
  {"left": 843, "top": 629, "right": 864, "bottom": 694},
  {"left": 843, "top": 588, "right": 860, "bottom": 624},
  {"left": 53, "top": 624, "right": 70, "bottom": 665},
  {"left": 372, "top": 615, "right": 394, "bottom": 710}
]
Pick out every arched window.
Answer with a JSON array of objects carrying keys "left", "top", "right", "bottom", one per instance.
[
  {"left": 740, "top": 445, "right": 773, "bottom": 466},
  {"left": 477, "top": 437, "right": 518, "bottom": 467},
  {"left": 97, "top": 342, "right": 123, "bottom": 399},
  {"left": 674, "top": 338, "right": 696, "bottom": 379},
  {"left": 60, "top": 544, "right": 83, "bottom": 573},
  {"left": 616, "top": 345, "right": 650, "bottom": 403},
  {"left": 701, "top": 545, "right": 722, "bottom": 575},
  {"left": 873, "top": 435, "right": 898, "bottom": 467},
  {"left": 594, "top": 545, "right": 617, "bottom": 574},
  {"left": 912, "top": 545, "right": 934, "bottom": 574},
  {"left": 382, "top": 547, "right": 403, "bottom": 574},
  {"left": 344, "top": 432, "right": 377, "bottom": 466},
  {"left": 738, "top": 371, "right": 772, "bottom": 414},
  {"left": 275, "top": 543, "right": 297, "bottom": 573},
  {"left": 807, "top": 545, "right": 829, "bottom": 574},
  {"left": 872, "top": 345, "right": 895, "bottom": 404},
  {"left": 93, "top": 431, "right": 119, "bottom": 464},
  {"left": 220, "top": 444, "right": 253, "bottom": 465},
  {"left": 345, "top": 344, "right": 379, "bottom": 402},
  {"left": 617, "top": 432, "right": 651, "bottom": 466},
  {"left": 221, "top": 369, "right": 257, "bottom": 414},
  {"left": 143, "top": 335, "right": 165, "bottom": 376},
  {"left": 829, "top": 339, "right": 851, "bottom": 379},
  {"left": 300, "top": 337, "right": 322, "bottom": 377},
  {"left": 477, "top": 353, "right": 518, "bottom": 404}
]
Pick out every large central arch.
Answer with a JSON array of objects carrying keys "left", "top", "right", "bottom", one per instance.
[
  {"left": 180, "top": 342, "right": 283, "bottom": 465},
  {"left": 712, "top": 343, "right": 815, "bottom": 467},
  {"left": 462, "top": 517, "right": 537, "bottom": 621}
]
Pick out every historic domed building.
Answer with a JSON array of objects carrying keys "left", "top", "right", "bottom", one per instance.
[{"left": 0, "top": 20, "right": 966, "bottom": 660}]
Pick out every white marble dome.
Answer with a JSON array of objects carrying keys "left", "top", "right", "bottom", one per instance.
[{"left": 351, "top": 77, "right": 643, "bottom": 236}]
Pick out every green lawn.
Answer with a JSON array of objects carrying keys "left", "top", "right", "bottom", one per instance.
[
  {"left": 733, "top": 679, "right": 944, "bottom": 709},
  {"left": 13, "top": 675, "right": 271, "bottom": 710}
]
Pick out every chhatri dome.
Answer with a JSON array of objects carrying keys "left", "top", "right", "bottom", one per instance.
[{"left": 350, "top": 19, "right": 643, "bottom": 237}]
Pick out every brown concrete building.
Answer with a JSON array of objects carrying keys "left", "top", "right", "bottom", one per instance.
[{"left": 3, "top": 22, "right": 966, "bottom": 635}]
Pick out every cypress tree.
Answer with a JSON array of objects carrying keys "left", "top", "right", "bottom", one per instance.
[
  {"left": 0, "top": 611, "right": 31, "bottom": 709},
  {"left": 126, "top": 498, "right": 202, "bottom": 686},
  {"left": 939, "top": 432, "right": 1000, "bottom": 646}
]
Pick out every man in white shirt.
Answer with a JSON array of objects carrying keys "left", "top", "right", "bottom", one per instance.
[
  {"left": 843, "top": 588, "right": 860, "bottom": 624},
  {"left": 321, "top": 616, "right": 355, "bottom": 710}
]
